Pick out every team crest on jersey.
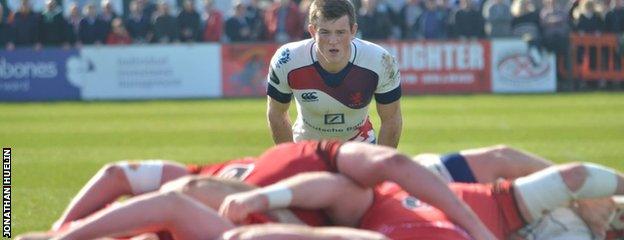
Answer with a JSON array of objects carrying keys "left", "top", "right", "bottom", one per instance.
[
  {"left": 349, "top": 92, "right": 363, "bottom": 107},
  {"left": 301, "top": 92, "right": 318, "bottom": 102},
  {"left": 275, "top": 48, "right": 291, "bottom": 69},
  {"left": 217, "top": 163, "right": 255, "bottom": 181}
]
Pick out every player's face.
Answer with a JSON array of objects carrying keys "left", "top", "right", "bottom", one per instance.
[{"left": 309, "top": 15, "right": 357, "bottom": 71}]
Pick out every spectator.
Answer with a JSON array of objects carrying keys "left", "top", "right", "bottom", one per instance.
[
  {"left": 11, "top": 0, "right": 41, "bottom": 48},
  {"left": 357, "top": 0, "right": 394, "bottom": 40},
  {"left": 100, "top": 0, "right": 119, "bottom": 39},
  {"left": 137, "top": 0, "right": 157, "bottom": 20},
  {"left": 39, "top": 0, "right": 69, "bottom": 47},
  {"left": 78, "top": 4, "right": 107, "bottom": 45},
  {"left": 398, "top": 0, "right": 424, "bottom": 39},
  {"left": 0, "top": 4, "right": 15, "bottom": 50},
  {"left": 540, "top": 0, "right": 570, "bottom": 54},
  {"left": 264, "top": 0, "right": 303, "bottom": 43},
  {"left": 246, "top": 0, "right": 267, "bottom": 41},
  {"left": 201, "top": 0, "right": 224, "bottom": 42},
  {"left": 125, "top": 0, "right": 153, "bottom": 43},
  {"left": 605, "top": 0, "right": 624, "bottom": 33},
  {"left": 418, "top": 0, "right": 449, "bottom": 39},
  {"left": 482, "top": 0, "right": 512, "bottom": 37},
  {"left": 106, "top": 17, "right": 133, "bottom": 44},
  {"left": 510, "top": 0, "right": 540, "bottom": 39},
  {"left": 449, "top": 0, "right": 485, "bottom": 38},
  {"left": 152, "top": 1, "right": 179, "bottom": 43},
  {"left": 573, "top": 0, "right": 605, "bottom": 33},
  {"left": 177, "top": 0, "right": 201, "bottom": 42},
  {"left": 66, "top": 3, "right": 81, "bottom": 46},
  {"left": 299, "top": 0, "right": 312, "bottom": 39},
  {"left": 225, "top": 2, "right": 252, "bottom": 42}
]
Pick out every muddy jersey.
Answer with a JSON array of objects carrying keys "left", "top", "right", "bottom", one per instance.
[{"left": 267, "top": 38, "right": 401, "bottom": 143}]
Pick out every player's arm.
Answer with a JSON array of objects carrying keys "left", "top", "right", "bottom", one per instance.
[
  {"left": 218, "top": 224, "right": 389, "bottom": 240},
  {"left": 267, "top": 96, "right": 294, "bottom": 144},
  {"left": 54, "top": 191, "right": 234, "bottom": 240},
  {"left": 336, "top": 142, "right": 497, "bottom": 240},
  {"left": 266, "top": 46, "right": 294, "bottom": 145},
  {"left": 219, "top": 172, "right": 371, "bottom": 227},
  {"left": 374, "top": 52, "right": 402, "bottom": 148},
  {"left": 376, "top": 100, "right": 402, "bottom": 148}
]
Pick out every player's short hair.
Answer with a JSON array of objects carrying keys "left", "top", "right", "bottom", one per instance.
[{"left": 309, "top": 0, "right": 356, "bottom": 29}]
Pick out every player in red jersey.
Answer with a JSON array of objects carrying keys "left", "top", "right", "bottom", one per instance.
[
  {"left": 34, "top": 140, "right": 495, "bottom": 240},
  {"left": 220, "top": 159, "right": 624, "bottom": 240}
]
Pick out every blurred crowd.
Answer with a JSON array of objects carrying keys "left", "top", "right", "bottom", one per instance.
[{"left": 0, "top": 0, "right": 623, "bottom": 54}]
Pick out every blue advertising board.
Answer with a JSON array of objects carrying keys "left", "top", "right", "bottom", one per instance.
[{"left": 0, "top": 49, "right": 81, "bottom": 101}]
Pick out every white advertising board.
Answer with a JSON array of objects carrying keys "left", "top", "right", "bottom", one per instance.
[
  {"left": 67, "top": 44, "right": 222, "bottom": 100},
  {"left": 491, "top": 39, "right": 556, "bottom": 93}
]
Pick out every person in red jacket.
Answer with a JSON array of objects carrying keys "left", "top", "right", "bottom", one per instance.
[
  {"left": 202, "top": 0, "right": 223, "bottom": 42},
  {"left": 264, "top": 0, "right": 304, "bottom": 43},
  {"left": 106, "top": 18, "right": 133, "bottom": 45}
]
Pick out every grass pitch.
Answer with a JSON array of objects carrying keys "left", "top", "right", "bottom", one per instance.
[{"left": 3, "top": 93, "right": 624, "bottom": 235}]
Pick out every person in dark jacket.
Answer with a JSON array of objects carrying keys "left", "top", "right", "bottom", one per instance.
[
  {"left": 39, "top": 0, "right": 70, "bottom": 47},
  {"left": 357, "top": 0, "right": 394, "bottom": 40},
  {"left": 449, "top": 0, "right": 485, "bottom": 38},
  {"left": 177, "top": 0, "right": 201, "bottom": 42},
  {"left": 573, "top": 0, "right": 605, "bottom": 33},
  {"left": 78, "top": 3, "right": 108, "bottom": 45},
  {"left": 152, "top": 1, "right": 179, "bottom": 43},
  {"left": 605, "top": 0, "right": 624, "bottom": 33},
  {"left": 225, "top": 2, "right": 252, "bottom": 42},
  {"left": 0, "top": 4, "right": 15, "bottom": 50},
  {"left": 11, "top": 0, "right": 41, "bottom": 48}
]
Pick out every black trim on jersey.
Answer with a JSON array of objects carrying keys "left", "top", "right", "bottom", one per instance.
[
  {"left": 374, "top": 86, "right": 401, "bottom": 104},
  {"left": 313, "top": 62, "right": 354, "bottom": 88},
  {"left": 309, "top": 42, "right": 315, "bottom": 63},
  {"left": 351, "top": 41, "right": 358, "bottom": 62},
  {"left": 267, "top": 85, "right": 292, "bottom": 103},
  {"left": 269, "top": 67, "right": 280, "bottom": 84}
]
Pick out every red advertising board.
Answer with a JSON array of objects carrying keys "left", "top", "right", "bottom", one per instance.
[
  {"left": 222, "top": 43, "right": 279, "bottom": 97},
  {"left": 380, "top": 40, "right": 492, "bottom": 94}
]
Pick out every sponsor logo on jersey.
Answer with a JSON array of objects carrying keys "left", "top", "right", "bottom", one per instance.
[
  {"left": 324, "top": 114, "right": 345, "bottom": 125},
  {"left": 275, "top": 48, "right": 291, "bottom": 69},
  {"left": 301, "top": 92, "right": 318, "bottom": 102}
]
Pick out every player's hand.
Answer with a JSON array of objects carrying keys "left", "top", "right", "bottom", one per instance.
[
  {"left": 573, "top": 198, "right": 616, "bottom": 239},
  {"left": 219, "top": 191, "right": 269, "bottom": 224}
]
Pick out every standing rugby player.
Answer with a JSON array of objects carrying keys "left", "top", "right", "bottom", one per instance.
[{"left": 266, "top": 0, "right": 402, "bottom": 147}]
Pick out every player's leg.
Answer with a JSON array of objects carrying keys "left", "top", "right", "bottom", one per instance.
[
  {"left": 218, "top": 224, "right": 389, "bottom": 240},
  {"left": 513, "top": 162, "right": 624, "bottom": 238},
  {"left": 55, "top": 191, "right": 234, "bottom": 240},
  {"left": 414, "top": 145, "right": 553, "bottom": 184},
  {"left": 53, "top": 160, "right": 189, "bottom": 230},
  {"left": 459, "top": 145, "right": 553, "bottom": 183}
]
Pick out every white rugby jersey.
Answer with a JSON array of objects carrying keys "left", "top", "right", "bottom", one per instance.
[{"left": 267, "top": 38, "right": 401, "bottom": 143}]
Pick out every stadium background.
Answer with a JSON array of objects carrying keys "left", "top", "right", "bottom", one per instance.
[{"left": 1, "top": 0, "right": 624, "bottom": 236}]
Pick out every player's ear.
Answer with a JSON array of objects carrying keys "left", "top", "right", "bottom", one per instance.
[
  {"left": 351, "top": 23, "right": 358, "bottom": 38},
  {"left": 308, "top": 23, "right": 316, "bottom": 37}
]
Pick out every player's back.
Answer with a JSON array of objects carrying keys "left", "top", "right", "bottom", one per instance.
[
  {"left": 359, "top": 182, "right": 473, "bottom": 240},
  {"left": 192, "top": 140, "right": 341, "bottom": 226}
]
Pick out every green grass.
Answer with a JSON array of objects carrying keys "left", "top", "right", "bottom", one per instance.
[{"left": 3, "top": 93, "right": 624, "bottom": 235}]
